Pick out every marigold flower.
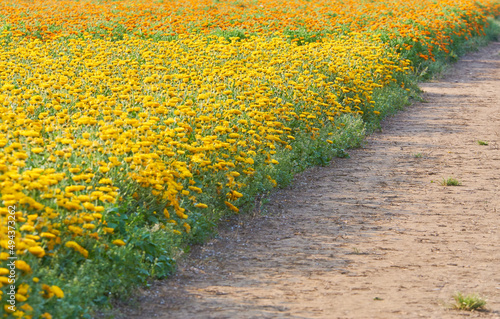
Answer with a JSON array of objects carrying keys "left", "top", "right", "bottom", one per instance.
[
  {"left": 225, "top": 201, "right": 239, "bottom": 213},
  {"left": 112, "top": 239, "right": 126, "bottom": 246},
  {"left": 16, "top": 260, "right": 32, "bottom": 273},
  {"left": 28, "top": 246, "right": 46, "bottom": 258},
  {"left": 51, "top": 285, "right": 64, "bottom": 298}
]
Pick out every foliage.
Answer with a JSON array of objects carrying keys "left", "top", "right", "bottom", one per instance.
[{"left": 452, "top": 292, "right": 487, "bottom": 311}]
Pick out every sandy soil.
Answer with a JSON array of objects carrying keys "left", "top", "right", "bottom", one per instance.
[{"left": 112, "top": 41, "right": 500, "bottom": 319}]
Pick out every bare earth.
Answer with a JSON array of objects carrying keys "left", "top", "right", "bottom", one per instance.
[{"left": 116, "top": 42, "right": 500, "bottom": 319}]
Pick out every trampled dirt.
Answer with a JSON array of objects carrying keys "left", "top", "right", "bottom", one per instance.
[{"left": 113, "top": 42, "right": 500, "bottom": 318}]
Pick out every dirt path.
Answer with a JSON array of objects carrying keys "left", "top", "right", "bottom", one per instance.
[{"left": 115, "top": 42, "right": 500, "bottom": 319}]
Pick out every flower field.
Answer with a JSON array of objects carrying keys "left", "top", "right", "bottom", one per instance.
[{"left": 0, "top": 0, "right": 499, "bottom": 317}]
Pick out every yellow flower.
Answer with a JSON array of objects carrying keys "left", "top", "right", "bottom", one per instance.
[
  {"left": 28, "top": 246, "right": 46, "bottom": 258},
  {"left": 16, "top": 260, "right": 32, "bottom": 273},
  {"left": 188, "top": 186, "right": 202, "bottom": 193},
  {"left": 20, "top": 304, "right": 33, "bottom": 312},
  {"left": 41, "top": 232, "right": 57, "bottom": 239},
  {"left": 4, "top": 305, "right": 15, "bottom": 313},
  {"left": 94, "top": 206, "right": 105, "bottom": 212},
  {"left": 224, "top": 201, "right": 239, "bottom": 213},
  {"left": 228, "top": 190, "right": 243, "bottom": 199},
  {"left": 20, "top": 224, "right": 35, "bottom": 232},
  {"left": 112, "top": 239, "right": 126, "bottom": 246},
  {"left": 65, "top": 241, "right": 89, "bottom": 258},
  {"left": 51, "top": 285, "right": 64, "bottom": 298},
  {"left": 163, "top": 208, "right": 170, "bottom": 218},
  {"left": 175, "top": 210, "right": 188, "bottom": 219},
  {"left": 99, "top": 166, "right": 110, "bottom": 173},
  {"left": 98, "top": 178, "right": 113, "bottom": 184},
  {"left": 18, "top": 283, "right": 30, "bottom": 295}
]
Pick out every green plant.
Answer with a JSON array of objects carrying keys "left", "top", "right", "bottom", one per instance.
[
  {"left": 452, "top": 292, "right": 487, "bottom": 311},
  {"left": 484, "top": 17, "right": 500, "bottom": 41},
  {"left": 211, "top": 28, "right": 251, "bottom": 41},
  {"left": 413, "top": 152, "right": 423, "bottom": 158},
  {"left": 283, "top": 28, "right": 326, "bottom": 45},
  {"left": 477, "top": 140, "right": 488, "bottom": 145},
  {"left": 441, "top": 177, "right": 462, "bottom": 186}
]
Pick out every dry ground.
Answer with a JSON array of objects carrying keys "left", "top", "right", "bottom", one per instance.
[{"left": 113, "top": 41, "right": 500, "bottom": 319}]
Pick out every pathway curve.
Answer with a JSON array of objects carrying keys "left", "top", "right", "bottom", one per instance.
[{"left": 116, "top": 41, "right": 500, "bottom": 319}]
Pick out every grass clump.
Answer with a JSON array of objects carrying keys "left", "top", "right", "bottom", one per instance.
[
  {"left": 477, "top": 140, "right": 488, "bottom": 145},
  {"left": 441, "top": 177, "right": 462, "bottom": 186},
  {"left": 452, "top": 292, "right": 487, "bottom": 311}
]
